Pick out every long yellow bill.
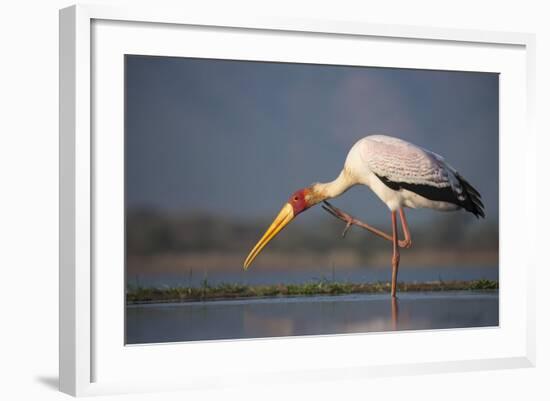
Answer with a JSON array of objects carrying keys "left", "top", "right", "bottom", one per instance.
[{"left": 243, "top": 203, "right": 295, "bottom": 270}]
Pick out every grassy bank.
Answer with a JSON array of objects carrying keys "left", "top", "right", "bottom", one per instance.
[{"left": 126, "top": 279, "right": 498, "bottom": 304}]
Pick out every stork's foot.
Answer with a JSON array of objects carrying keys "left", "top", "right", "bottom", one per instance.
[
  {"left": 321, "top": 201, "right": 356, "bottom": 237},
  {"left": 322, "top": 201, "right": 412, "bottom": 248}
]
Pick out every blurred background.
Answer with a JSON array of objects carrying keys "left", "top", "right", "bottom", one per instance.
[{"left": 125, "top": 55, "right": 499, "bottom": 289}]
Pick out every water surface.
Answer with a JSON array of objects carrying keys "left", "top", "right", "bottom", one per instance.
[{"left": 126, "top": 291, "right": 498, "bottom": 344}]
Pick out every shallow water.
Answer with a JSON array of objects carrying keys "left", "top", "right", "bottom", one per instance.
[{"left": 126, "top": 291, "right": 498, "bottom": 344}]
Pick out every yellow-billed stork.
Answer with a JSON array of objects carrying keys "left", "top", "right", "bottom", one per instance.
[{"left": 243, "top": 135, "right": 485, "bottom": 297}]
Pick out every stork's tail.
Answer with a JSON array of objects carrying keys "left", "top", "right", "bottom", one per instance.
[{"left": 457, "top": 175, "right": 485, "bottom": 218}]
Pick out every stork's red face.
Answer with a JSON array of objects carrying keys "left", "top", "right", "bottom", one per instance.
[
  {"left": 288, "top": 188, "right": 310, "bottom": 216},
  {"left": 243, "top": 188, "right": 312, "bottom": 270}
]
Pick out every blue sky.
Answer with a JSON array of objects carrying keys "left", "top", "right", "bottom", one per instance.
[{"left": 125, "top": 55, "right": 498, "bottom": 225}]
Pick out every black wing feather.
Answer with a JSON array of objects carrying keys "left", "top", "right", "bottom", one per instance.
[{"left": 375, "top": 173, "right": 485, "bottom": 218}]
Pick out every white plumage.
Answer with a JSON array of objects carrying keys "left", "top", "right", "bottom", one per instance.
[
  {"left": 357, "top": 135, "right": 452, "bottom": 187},
  {"left": 340, "top": 135, "right": 484, "bottom": 217}
]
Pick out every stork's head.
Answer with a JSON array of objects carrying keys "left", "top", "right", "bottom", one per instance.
[
  {"left": 243, "top": 187, "right": 319, "bottom": 270},
  {"left": 288, "top": 188, "right": 311, "bottom": 216}
]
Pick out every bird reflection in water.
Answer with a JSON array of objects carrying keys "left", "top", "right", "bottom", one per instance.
[
  {"left": 240, "top": 295, "right": 404, "bottom": 338},
  {"left": 391, "top": 296, "right": 399, "bottom": 331}
]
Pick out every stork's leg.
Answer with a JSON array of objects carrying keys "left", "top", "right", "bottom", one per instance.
[
  {"left": 322, "top": 201, "right": 409, "bottom": 297},
  {"left": 322, "top": 201, "right": 412, "bottom": 248},
  {"left": 398, "top": 208, "right": 412, "bottom": 248},
  {"left": 390, "top": 211, "right": 400, "bottom": 298}
]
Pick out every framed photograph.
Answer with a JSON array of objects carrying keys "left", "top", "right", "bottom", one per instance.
[{"left": 59, "top": 4, "right": 536, "bottom": 396}]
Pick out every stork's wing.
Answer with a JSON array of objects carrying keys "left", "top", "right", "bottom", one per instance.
[{"left": 360, "top": 135, "right": 485, "bottom": 218}]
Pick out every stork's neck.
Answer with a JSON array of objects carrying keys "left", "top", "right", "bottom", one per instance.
[{"left": 308, "top": 169, "right": 356, "bottom": 205}]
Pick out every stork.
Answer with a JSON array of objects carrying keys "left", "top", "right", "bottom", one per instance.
[{"left": 243, "top": 135, "right": 485, "bottom": 298}]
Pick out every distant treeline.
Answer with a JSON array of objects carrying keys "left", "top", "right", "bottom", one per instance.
[{"left": 127, "top": 208, "right": 498, "bottom": 257}]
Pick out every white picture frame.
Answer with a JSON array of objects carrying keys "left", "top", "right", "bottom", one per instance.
[{"left": 59, "top": 4, "right": 536, "bottom": 397}]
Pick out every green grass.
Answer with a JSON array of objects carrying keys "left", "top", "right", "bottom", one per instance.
[{"left": 126, "top": 279, "right": 498, "bottom": 304}]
